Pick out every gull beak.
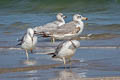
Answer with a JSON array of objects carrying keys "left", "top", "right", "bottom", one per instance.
[
  {"left": 82, "top": 17, "right": 88, "bottom": 20},
  {"left": 63, "top": 16, "right": 67, "bottom": 18}
]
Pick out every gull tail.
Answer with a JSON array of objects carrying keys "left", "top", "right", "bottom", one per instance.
[
  {"left": 52, "top": 54, "right": 56, "bottom": 58},
  {"left": 47, "top": 53, "right": 56, "bottom": 58},
  {"left": 47, "top": 53, "right": 55, "bottom": 55},
  {"left": 40, "top": 32, "right": 51, "bottom": 37},
  {"left": 16, "top": 42, "right": 22, "bottom": 46},
  {"left": 16, "top": 40, "right": 22, "bottom": 46}
]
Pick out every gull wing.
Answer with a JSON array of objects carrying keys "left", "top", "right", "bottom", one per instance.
[
  {"left": 52, "top": 41, "right": 65, "bottom": 57},
  {"left": 34, "top": 20, "right": 60, "bottom": 33},
  {"left": 44, "top": 21, "right": 80, "bottom": 35},
  {"left": 16, "top": 33, "right": 26, "bottom": 45}
]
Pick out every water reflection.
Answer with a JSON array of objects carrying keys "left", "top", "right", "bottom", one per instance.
[
  {"left": 21, "top": 60, "right": 37, "bottom": 66},
  {"left": 49, "top": 69, "right": 86, "bottom": 80},
  {"left": 25, "top": 70, "right": 39, "bottom": 80}
]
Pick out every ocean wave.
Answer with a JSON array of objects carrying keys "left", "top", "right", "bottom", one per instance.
[{"left": 0, "top": 0, "right": 120, "bottom": 13}]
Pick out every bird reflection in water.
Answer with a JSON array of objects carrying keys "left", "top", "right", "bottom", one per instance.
[
  {"left": 22, "top": 59, "right": 37, "bottom": 66},
  {"left": 49, "top": 69, "right": 86, "bottom": 80}
]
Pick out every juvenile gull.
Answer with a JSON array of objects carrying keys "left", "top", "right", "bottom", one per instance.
[
  {"left": 48, "top": 40, "right": 80, "bottom": 68},
  {"left": 17, "top": 28, "right": 37, "bottom": 60},
  {"left": 33, "top": 13, "right": 66, "bottom": 33},
  {"left": 42, "top": 14, "right": 88, "bottom": 42}
]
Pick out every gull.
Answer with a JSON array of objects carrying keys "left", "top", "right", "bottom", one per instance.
[
  {"left": 17, "top": 28, "right": 37, "bottom": 60},
  {"left": 33, "top": 13, "right": 67, "bottom": 34},
  {"left": 41, "top": 14, "right": 88, "bottom": 42},
  {"left": 48, "top": 40, "right": 80, "bottom": 68}
]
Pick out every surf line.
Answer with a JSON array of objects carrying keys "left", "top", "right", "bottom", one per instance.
[{"left": 0, "top": 45, "right": 120, "bottom": 50}]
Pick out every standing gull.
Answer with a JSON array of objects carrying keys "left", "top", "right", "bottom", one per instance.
[
  {"left": 48, "top": 40, "right": 80, "bottom": 68},
  {"left": 41, "top": 14, "right": 88, "bottom": 42},
  {"left": 33, "top": 13, "right": 67, "bottom": 34},
  {"left": 17, "top": 28, "right": 37, "bottom": 60}
]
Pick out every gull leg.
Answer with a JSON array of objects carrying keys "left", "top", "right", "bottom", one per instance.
[
  {"left": 51, "top": 37, "right": 53, "bottom": 42},
  {"left": 51, "top": 37, "right": 55, "bottom": 43},
  {"left": 62, "top": 57, "right": 66, "bottom": 69},
  {"left": 25, "top": 49, "right": 29, "bottom": 60},
  {"left": 53, "top": 37, "right": 55, "bottom": 43},
  {"left": 30, "top": 49, "right": 33, "bottom": 53},
  {"left": 69, "top": 58, "right": 72, "bottom": 69}
]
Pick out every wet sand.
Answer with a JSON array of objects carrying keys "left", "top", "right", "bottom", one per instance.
[
  {"left": 1, "top": 29, "right": 120, "bottom": 80},
  {"left": 0, "top": 59, "right": 120, "bottom": 80}
]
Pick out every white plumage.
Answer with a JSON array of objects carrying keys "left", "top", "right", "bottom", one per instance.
[
  {"left": 50, "top": 40, "right": 80, "bottom": 68},
  {"left": 41, "top": 14, "right": 88, "bottom": 42},
  {"left": 33, "top": 13, "right": 66, "bottom": 33},
  {"left": 18, "top": 28, "right": 37, "bottom": 60}
]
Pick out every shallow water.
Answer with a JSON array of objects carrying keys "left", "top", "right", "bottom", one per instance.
[{"left": 0, "top": 0, "right": 120, "bottom": 80}]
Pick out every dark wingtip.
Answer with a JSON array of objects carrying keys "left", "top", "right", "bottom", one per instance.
[
  {"left": 41, "top": 33, "right": 50, "bottom": 37},
  {"left": 52, "top": 54, "right": 56, "bottom": 58},
  {"left": 34, "top": 31, "right": 37, "bottom": 34},
  {"left": 47, "top": 53, "right": 56, "bottom": 58},
  {"left": 47, "top": 53, "right": 55, "bottom": 55},
  {"left": 16, "top": 43, "right": 21, "bottom": 46}
]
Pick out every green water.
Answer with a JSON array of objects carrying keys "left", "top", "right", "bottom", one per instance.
[{"left": 0, "top": 0, "right": 120, "bottom": 14}]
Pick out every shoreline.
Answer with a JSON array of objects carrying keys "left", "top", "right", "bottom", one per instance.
[{"left": 77, "top": 77, "right": 120, "bottom": 80}]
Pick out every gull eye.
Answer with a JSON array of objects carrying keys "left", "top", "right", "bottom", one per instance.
[
  {"left": 77, "top": 16, "right": 80, "bottom": 19},
  {"left": 79, "top": 16, "right": 82, "bottom": 18}
]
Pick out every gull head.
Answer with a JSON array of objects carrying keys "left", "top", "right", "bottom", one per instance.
[
  {"left": 27, "top": 28, "right": 34, "bottom": 37},
  {"left": 71, "top": 40, "right": 80, "bottom": 48},
  {"left": 56, "top": 13, "right": 67, "bottom": 21},
  {"left": 73, "top": 14, "right": 88, "bottom": 22}
]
